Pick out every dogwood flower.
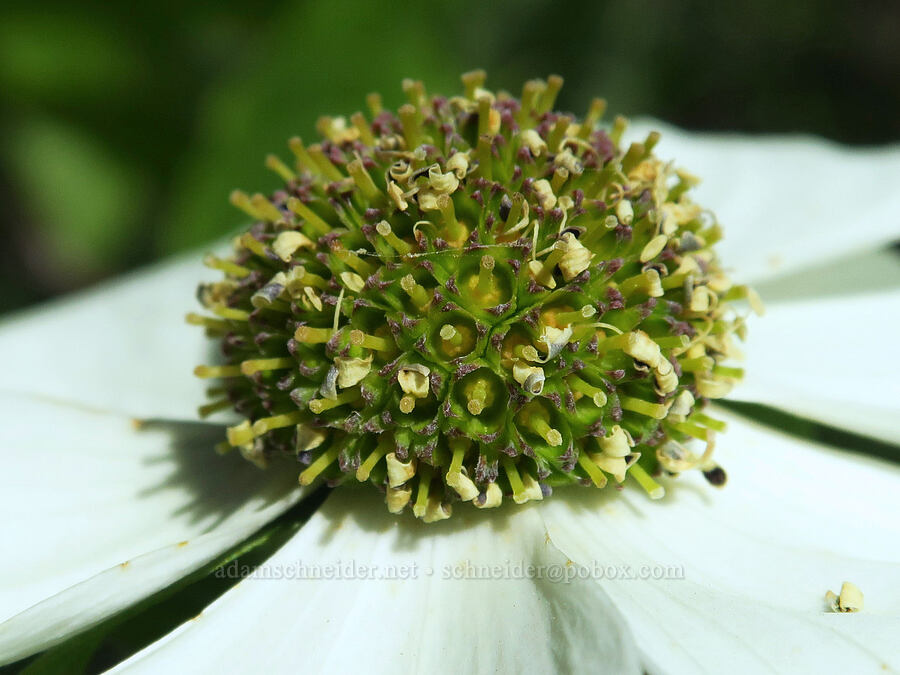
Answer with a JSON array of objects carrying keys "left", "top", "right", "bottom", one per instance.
[{"left": 0, "top": 117, "right": 898, "bottom": 674}]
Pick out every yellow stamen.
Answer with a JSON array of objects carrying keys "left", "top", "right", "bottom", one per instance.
[
  {"left": 186, "top": 313, "right": 228, "bottom": 331},
  {"left": 512, "top": 344, "right": 541, "bottom": 362},
  {"left": 356, "top": 438, "right": 391, "bottom": 481},
  {"left": 299, "top": 445, "right": 341, "bottom": 486},
  {"left": 228, "top": 190, "right": 262, "bottom": 219},
  {"left": 620, "top": 396, "right": 669, "bottom": 420},
  {"left": 476, "top": 254, "right": 495, "bottom": 296},
  {"left": 436, "top": 194, "right": 466, "bottom": 244},
  {"left": 629, "top": 463, "right": 665, "bottom": 499},
  {"left": 461, "top": 69, "right": 486, "bottom": 99},
  {"left": 536, "top": 74, "right": 563, "bottom": 114},
  {"left": 226, "top": 420, "right": 254, "bottom": 446},
  {"left": 347, "top": 159, "right": 382, "bottom": 203},
  {"left": 198, "top": 399, "right": 231, "bottom": 418},
  {"left": 307, "top": 143, "right": 344, "bottom": 182},
  {"left": 400, "top": 274, "right": 431, "bottom": 309},
  {"left": 238, "top": 233, "right": 268, "bottom": 259},
  {"left": 265, "top": 153, "right": 296, "bottom": 182},
  {"left": 286, "top": 197, "right": 331, "bottom": 235},
  {"left": 398, "top": 104, "right": 421, "bottom": 148},
  {"left": 521, "top": 409, "right": 562, "bottom": 446},
  {"left": 532, "top": 246, "right": 566, "bottom": 286},
  {"left": 554, "top": 305, "right": 596, "bottom": 325},
  {"left": 577, "top": 453, "right": 608, "bottom": 488},
  {"left": 413, "top": 464, "right": 433, "bottom": 519},
  {"left": 501, "top": 456, "right": 526, "bottom": 502},
  {"left": 679, "top": 356, "right": 715, "bottom": 372},
  {"left": 365, "top": 92, "right": 382, "bottom": 117},
  {"left": 399, "top": 395, "right": 416, "bottom": 414},
  {"left": 577, "top": 97, "right": 607, "bottom": 139},
  {"left": 567, "top": 376, "right": 607, "bottom": 406},
  {"left": 252, "top": 411, "right": 305, "bottom": 436},
  {"left": 194, "top": 364, "right": 242, "bottom": 379},
  {"left": 547, "top": 117, "right": 570, "bottom": 152},
  {"left": 375, "top": 221, "right": 412, "bottom": 255},
  {"left": 464, "top": 378, "right": 493, "bottom": 416},
  {"left": 350, "top": 112, "right": 375, "bottom": 146},
  {"left": 288, "top": 137, "right": 319, "bottom": 175},
  {"left": 240, "top": 357, "right": 294, "bottom": 375},
  {"left": 249, "top": 194, "right": 283, "bottom": 223},
  {"left": 294, "top": 325, "right": 333, "bottom": 344},
  {"left": 475, "top": 134, "right": 493, "bottom": 180},
  {"left": 333, "top": 247, "right": 376, "bottom": 277},
  {"left": 202, "top": 255, "right": 251, "bottom": 278},
  {"left": 550, "top": 167, "right": 569, "bottom": 194},
  {"left": 349, "top": 329, "right": 393, "bottom": 352},
  {"left": 308, "top": 389, "right": 358, "bottom": 414}
]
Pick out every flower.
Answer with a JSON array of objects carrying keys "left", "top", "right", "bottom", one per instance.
[
  {"left": 1, "top": 84, "right": 899, "bottom": 672},
  {"left": 189, "top": 74, "right": 753, "bottom": 521}
]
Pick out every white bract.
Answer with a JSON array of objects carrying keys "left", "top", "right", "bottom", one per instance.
[{"left": 1, "top": 123, "right": 899, "bottom": 674}]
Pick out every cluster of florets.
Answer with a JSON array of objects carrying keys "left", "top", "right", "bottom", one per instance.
[{"left": 191, "top": 72, "right": 758, "bottom": 521}]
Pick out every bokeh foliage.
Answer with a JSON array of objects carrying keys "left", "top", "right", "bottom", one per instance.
[{"left": 1, "top": 0, "right": 898, "bottom": 312}]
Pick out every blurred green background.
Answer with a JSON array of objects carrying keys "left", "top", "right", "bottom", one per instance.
[{"left": 2, "top": 0, "right": 898, "bottom": 313}]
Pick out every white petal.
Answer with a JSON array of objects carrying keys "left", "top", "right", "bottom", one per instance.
[
  {"left": 0, "top": 393, "right": 303, "bottom": 664},
  {"left": 753, "top": 247, "right": 900, "bottom": 306},
  {"left": 112, "top": 489, "right": 641, "bottom": 675},
  {"left": 735, "top": 288, "right": 900, "bottom": 443},
  {"left": 0, "top": 250, "right": 218, "bottom": 420},
  {"left": 629, "top": 120, "right": 900, "bottom": 283},
  {"left": 541, "top": 414, "right": 900, "bottom": 673}
]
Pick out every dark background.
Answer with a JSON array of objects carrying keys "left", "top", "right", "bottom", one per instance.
[{"left": 2, "top": 0, "right": 898, "bottom": 314}]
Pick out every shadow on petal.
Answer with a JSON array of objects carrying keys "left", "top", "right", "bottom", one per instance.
[{"left": 134, "top": 418, "right": 302, "bottom": 531}]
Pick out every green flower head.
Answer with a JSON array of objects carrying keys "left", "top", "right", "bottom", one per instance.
[{"left": 191, "top": 72, "right": 760, "bottom": 521}]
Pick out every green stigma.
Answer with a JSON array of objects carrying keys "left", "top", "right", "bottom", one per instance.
[{"left": 190, "top": 71, "right": 761, "bottom": 522}]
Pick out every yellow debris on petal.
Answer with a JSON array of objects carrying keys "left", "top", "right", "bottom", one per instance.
[{"left": 826, "top": 582, "right": 864, "bottom": 613}]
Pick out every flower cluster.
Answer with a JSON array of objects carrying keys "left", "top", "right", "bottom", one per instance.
[{"left": 191, "top": 72, "right": 759, "bottom": 520}]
